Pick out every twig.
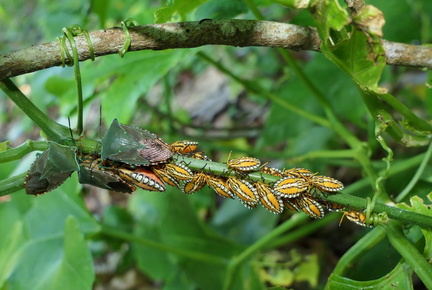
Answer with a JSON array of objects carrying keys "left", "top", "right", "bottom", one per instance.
[{"left": 1, "top": 20, "right": 431, "bottom": 79}]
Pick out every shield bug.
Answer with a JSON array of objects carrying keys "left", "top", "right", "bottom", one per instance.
[
  {"left": 25, "top": 142, "right": 79, "bottom": 195},
  {"left": 182, "top": 172, "right": 207, "bottom": 194},
  {"left": 259, "top": 166, "right": 283, "bottom": 177},
  {"left": 254, "top": 182, "right": 283, "bottom": 214},
  {"left": 227, "top": 178, "right": 258, "bottom": 206},
  {"left": 153, "top": 166, "right": 180, "bottom": 188},
  {"left": 227, "top": 157, "right": 261, "bottom": 172},
  {"left": 190, "top": 152, "right": 212, "bottom": 161},
  {"left": 78, "top": 159, "right": 136, "bottom": 193},
  {"left": 118, "top": 167, "right": 165, "bottom": 192},
  {"left": 309, "top": 175, "right": 344, "bottom": 193},
  {"left": 283, "top": 167, "right": 315, "bottom": 178},
  {"left": 282, "top": 198, "right": 301, "bottom": 212},
  {"left": 317, "top": 199, "right": 345, "bottom": 212},
  {"left": 164, "top": 163, "right": 194, "bottom": 180},
  {"left": 101, "top": 119, "right": 173, "bottom": 166},
  {"left": 340, "top": 211, "right": 371, "bottom": 227},
  {"left": 170, "top": 140, "right": 199, "bottom": 154},
  {"left": 273, "top": 176, "right": 308, "bottom": 198},
  {"left": 206, "top": 176, "right": 235, "bottom": 199},
  {"left": 297, "top": 194, "right": 324, "bottom": 219}
]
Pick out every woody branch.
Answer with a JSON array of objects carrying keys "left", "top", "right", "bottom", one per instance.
[{"left": 1, "top": 19, "right": 431, "bottom": 79}]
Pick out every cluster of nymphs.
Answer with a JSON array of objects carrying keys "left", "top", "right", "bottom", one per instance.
[{"left": 25, "top": 119, "right": 371, "bottom": 227}]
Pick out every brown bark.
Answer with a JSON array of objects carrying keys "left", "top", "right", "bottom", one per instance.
[{"left": 0, "top": 19, "right": 431, "bottom": 79}]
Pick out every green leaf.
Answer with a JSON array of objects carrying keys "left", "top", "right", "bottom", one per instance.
[
  {"left": 85, "top": 50, "right": 194, "bottom": 124},
  {"left": 155, "top": 0, "right": 209, "bottom": 23},
  {"left": 23, "top": 182, "right": 100, "bottom": 238},
  {"left": 311, "top": 0, "right": 349, "bottom": 41},
  {"left": 0, "top": 204, "right": 27, "bottom": 287},
  {"left": 327, "top": 261, "right": 413, "bottom": 290},
  {"left": 129, "top": 188, "right": 241, "bottom": 289},
  {"left": 397, "top": 193, "right": 432, "bottom": 260},
  {"left": 322, "top": 29, "right": 386, "bottom": 91},
  {"left": 195, "top": 0, "right": 248, "bottom": 20},
  {"left": 5, "top": 217, "right": 94, "bottom": 290}
]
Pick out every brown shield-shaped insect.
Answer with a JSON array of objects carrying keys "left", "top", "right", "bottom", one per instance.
[{"left": 101, "top": 119, "right": 173, "bottom": 166}]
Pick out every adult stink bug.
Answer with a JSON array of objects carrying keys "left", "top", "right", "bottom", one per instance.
[
  {"left": 273, "top": 176, "right": 308, "bottom": 198},
  {"left": 297, "top": 194, "right": 325, "bottom": 219},
  {"left": 25, "top": 142, "right": 79, "bottom": 195},
  {"left": 227, "top": 157, "right": 261, "bottom": 172},
  {"left": 170, "top": 140, "right": 199, "bottom": 154},
  {"left": 182, "top": 172, "right": 207, "bottom": 194},
  {"left": 309, "top": 175, "right": 344, "bottom": 193},
  {"left": 78, "top": 159, "right": 136, "bottom": 193},
  {"left": 227, "top": 178, "right": 258, "bottom": 205},
  {"left": 254, "top": 182, "right": 283, "bottom": 214},
  {"left": 206, "top": 176, "right": 235, "bottom": 199},
  {"left": 118, "top": 167, "right": 166, "bottom": 192},
  {"left": 101, "top": 119, "right": 172, "bottom": 166}
]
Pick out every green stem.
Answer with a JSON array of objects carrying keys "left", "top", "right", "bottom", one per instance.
[
  {"left": 100, "top": 225, "right": 227, "bottom": 265},
  {"left": 0, "top": 173, "right": 27, "bottom": 196},
  {"left": 396, "top": 141, "right": 432, "bottom": 202},
  {"left": 379, "top": 92, "right": 432, "bottom": 133},
  {"left": 385, "top": 221, "right": 432, "bottom": 288},
  {"left": 0, "top": 79, "right": 71, "bottom": 143},
  {"left": 324, "top": 194, "right": 432, "bottom": 231},
  {"left": 0, "top": 140, "right": 48, "bottom": 163},
  {"left": 177, "top": 154, "right": 432, "bottom": 230}
]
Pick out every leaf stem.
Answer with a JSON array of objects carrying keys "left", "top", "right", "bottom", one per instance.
[
  {"left": 385, "top": 221, "right": 432, "bottom": 288},
  {"left": 0, "top": 79, "right": 71, "bottom": 143},
  {"left": 396, "top": 141, "right": 432, "bottom": 202},
  {"left": 0, "top": 173, "right": 27, "bottom": 196}
]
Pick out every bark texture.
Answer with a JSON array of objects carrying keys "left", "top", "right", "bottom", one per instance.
[{"left": 1, "top": 20, "right": 431, "bottom": 79}]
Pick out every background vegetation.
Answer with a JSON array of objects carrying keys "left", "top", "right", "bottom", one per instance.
[{"left": 1, "top": 0, "right": 432, "bottom": 289}]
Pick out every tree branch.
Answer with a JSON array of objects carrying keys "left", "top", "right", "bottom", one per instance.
[{"left": 1, "top": 19, "right": 431, "bottom": 79}]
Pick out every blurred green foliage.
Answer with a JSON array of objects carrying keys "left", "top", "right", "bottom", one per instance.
[{"left": 1, "top": 0, "right": 432, "bottom": 289}]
